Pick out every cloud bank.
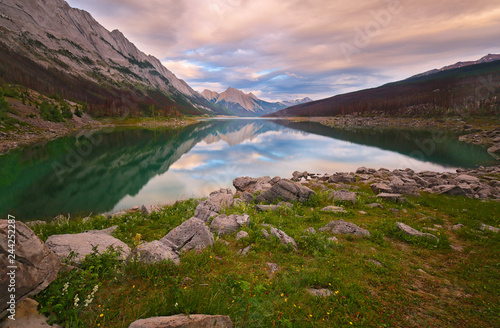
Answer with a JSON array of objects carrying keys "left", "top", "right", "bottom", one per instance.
[{"left": 67, "top": 0, "right": 500, "bottom": 101}]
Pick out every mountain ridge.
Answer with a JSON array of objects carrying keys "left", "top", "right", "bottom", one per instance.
[
  {"left": 201, "top": 86, "right": 312, "bottom": 117},
  {"left": 0, "top": 0, "right": 223, "bottom": 116},
  {"left": 266, "top": 55, "right": 500, "bottom": 118}
]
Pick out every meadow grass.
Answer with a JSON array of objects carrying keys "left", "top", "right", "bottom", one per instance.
[{"left": 31, "top": 182, "right": 500, "bottom": 327}]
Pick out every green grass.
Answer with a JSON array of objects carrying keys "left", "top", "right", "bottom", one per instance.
[{"left": 30, "top": 182, "right": 500, "bottom": 327}]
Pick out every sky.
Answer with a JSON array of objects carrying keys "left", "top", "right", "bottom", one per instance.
[{"left": 66, "top": 0, "right": 500, "bottom": 102}]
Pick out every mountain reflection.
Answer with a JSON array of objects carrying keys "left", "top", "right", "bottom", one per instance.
[{"left": 0, "top": 119, "right": 496, "bottom": 220}]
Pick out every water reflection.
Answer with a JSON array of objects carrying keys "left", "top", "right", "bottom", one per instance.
[{"left": 0, "top": 119, "right": 496, "bottom": 220}]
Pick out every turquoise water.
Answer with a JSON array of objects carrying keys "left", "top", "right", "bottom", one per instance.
[{"left": 0, "top": 119, "right": 496, "bottom": 220}]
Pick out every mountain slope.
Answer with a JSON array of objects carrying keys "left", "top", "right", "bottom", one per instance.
[
  {"left": 0, "top": 0, "right": 222, "bottom": 116},
  {"left": 201, "top": 87, "right": 312, "bottom": 116},
  {"left": 266, "top": 57, "right": 500, "bottom": 118}
]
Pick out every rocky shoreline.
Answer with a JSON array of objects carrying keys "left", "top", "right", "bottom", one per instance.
[{"left": 311, "top": 115, "right": 500, "bottom": 151}]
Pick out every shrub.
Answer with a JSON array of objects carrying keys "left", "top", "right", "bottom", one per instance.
[{"left": 40, "top": 100, "right": 64, "bottom": 122}]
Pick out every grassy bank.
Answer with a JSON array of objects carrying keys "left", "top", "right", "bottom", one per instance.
[{"left": 28, "top": 182, "right": 500, "bottom": 327}]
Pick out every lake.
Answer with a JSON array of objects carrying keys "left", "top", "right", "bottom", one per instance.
[{"left": 0, "top": 119, "right": 497, "bottom": 221}]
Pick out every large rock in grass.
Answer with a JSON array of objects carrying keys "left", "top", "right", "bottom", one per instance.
[
  {"left": 129, "top": 314, "right": 233, "bottom": 328},
  {"left": 45, "top": 228, "right": 130, "bottom": 264},
  {"left": 319, "top": 220, "right": 370, "bottom": 237},
  {"left": 396, "top": 222, "right": 438, "bottom": 241},
  {"left": 210, "top": 214, "right": 250, "bottom": 235},
  {"left": 255, "top": 179, "right": 315, "bottom": 204},
  {"left": 329, "top": 189, "right": 357, "bottom": 204},
  {"left": 436, "top": 185, "right": 467, "bottom": 196},
  {"left": 376, "top": 193, "right": 408, "bottom": 203},
  {"left": 233, "top": 176, "right": 274, "bottom": 194},
  {"left": 194, "top": 189, "right": 234, "bottom": 222},
  {"left": 131, "top": 240, "right": 179, "bottom": 265},
  {"left": 0, "top": 221, "right": 60, "bottom": 319},
  {"left": 261, "top": 226, "right": 298, "bottom": 250},
  {"left": 161, "top": 217, "right": 214, "bottom": 252}
]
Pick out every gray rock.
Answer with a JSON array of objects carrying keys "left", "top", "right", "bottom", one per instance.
[
  {"left": 161, "top": 217, "right": 214, "bottom": 252},
  {"left": 487, "top": 143, "right": 500, "bottom": 153},
  {"left": 304, "top": 227, "right": 316, "bottom": 234},
  {"left": 240, "top": 192, "right": 254, "bottom": 204},
  {"left": 307, "top": 288, "right": 332, "bottom": 297},
  {"left": 452, "top": 224, "right": 465, "bottom": 231},
  {"left": 370, "top": 183, "right": 392, "bottom": 194},
  {"left": 254, "top": 202, "right": 293, "bottom": 212},
  {"left": 233, "top": 176, "right": 273, "bottom": 193},
  {"left": 128, "top": 314, "right": 233, "bottom": 328},
  {"left": 366, "top": 203, "right": 384, "bottom": 209},
  {"left": 396, "top": 222, "right": 438, "bottom": 241},
  {"left": 437, "top": 185, "right": 467, "bottom": 196},
  {"left": 389, "top": 184, "right": 421, "bottom": 197},
  {"left": 328, "top": 236, "right": 339, "bottom": 242},
  {"left": 269, "top": 226, "right": 298, "bottom": 250},
  {"left": 86, "top": 225, "right": 118, "bottom": 235},
  {"left": 358, "top": 211, "right": 367, "bottom": 215},
  {"left": 131, "top": 240, "right": 179, "bottom": 265},
  {"left": 0, "top": 298, "right": 62, "bottom": 328},
  {"left": 321, "top": 206, "right": 347, "bottom": 213},
  {"left": 329, "top": 189, "right": 357, "bottom": 204},
  {"left": 46, "top": 228, "right": 130, "bottom": 264},
  {"left": 319, "top": 220, "right": 370, "bottom": 237},
  {"left": 141, "top": 204, "right": 161, "bottom": 216},
  {"left": 236, "top": 231, "right": 249, "bottom": 240},
  {"left": 255, "top": 179, "right": 315, "bottom": 204},
  {"left": 366, "top": 259, "right": 383, "bottom": 267},
  {"left": 480, "top": 223, "right": 500, "bottom": 233},
  {"left": 329, "top": 173, "right": 356, "bottom": 184},
  {"left": 210, "top": 214, "right": 250, "bottom": 235},
  {"left": 376, "top": 193, "right": 408, "bottom": 203},
  {"left": 194, "top": 189, "right": 234, "bottom": 222},
  {"left": 262, "top": 229, "right": 270, "bottom": 239},
  {"left": 1, "top": 221, "right": 60, "bottom": 319},
  {"left": 456, "top": 174, "right": 480, "bottom": 184},
  {"left": 266, "top": 263, "right": 280, "bottom": 275},
  {"left": 238, "top": 245, "right": 252, "bottom": 256}
]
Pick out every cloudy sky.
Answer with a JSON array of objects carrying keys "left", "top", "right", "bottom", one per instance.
[{"left": 66, "top": 0, "right": 500, "bottom": 101}]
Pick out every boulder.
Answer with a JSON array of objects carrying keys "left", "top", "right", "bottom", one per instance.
[
  {"left": 437, "top": 185, "right": 467, "bottom": 196},
  {"left": 233, "top": 176, "right": 273, "bottom": 193},
  {"left": 319, "top": 220, "right": 370, "bottom": 237},
  {"left": 328, "top": 173, "right": 356, "bottom": 184},
  {"left": 255, "top": 179, "right": 315, "bottom": 204},
  {"left": 128, "top": 314, "right": 233, "bottom": 328},
  {"left": 194, "top": 189, "right": 234, "bottom": 222},
  {"left": 487, "top": 143, "right": 500, "bottom": 153},
  {"left": 456, "top": 175, "right": 480, "bottom": 184},
  {"left": 254, "top": 202, "right": 293, "bottom": 212},
  {"left": 264, "top": 226, "right": 298, "bottom": 250},
  {"left": 236, "top": 231, "right": 249, "bottom": 240},
  {"left": 238, "top": 245, "right": 252, "bottom": 256},
  {"left": 480, "top": 223, "right": 500, "bottom": 233},
  {"left": 131, "top": 240, "right": 179, "bottom": 265},
  {"left": 396, "top": 222, "right": 438, "bottom": 241},
  {"left": 307, "top": 288, "right": 332, "bottom": 297},
  {"left": 321, "top": 206, "right": 347, "bottom": 213},
  {"left": 0, "top": 298, "right": 62, "bottom": 327},
  {"left": 240, "top": 192, "right": 254, "bottom": 204},
  {"left": 161, "top": 217, "right": 214, "bottom": 252},
  {"left": 0, "top": 221, "right": 60, "bottom": 319},
  {"left": 210, "top": 214, "right": 250, "bottom": 235},
  {"left": 141, "top": 204, "right": 161, "bottom": 216},
  {"left": 376, "top": 193, "right": 408, "bottom": 203},
  {"left": 329, "top": 190, "right": 357, "bottom": 204},
  {"left": 366, "top": 203, "right": 384, "bottom": 209},
  {"left": 389, "top": 184, "right": 421, "bottom": 197},
  {"left": 370, "top": 183, "right": 393, "bottom": 194},
  {"left": 45, "top": 228, "right": 130, "bottom": 264}
]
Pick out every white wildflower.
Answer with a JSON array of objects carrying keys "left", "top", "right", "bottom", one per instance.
[
  {"left": 62, "top": 282, "right": 69, "bottom": 295},
  {"left": 74, "top": 294, "right": 79, "bottom": 307}
]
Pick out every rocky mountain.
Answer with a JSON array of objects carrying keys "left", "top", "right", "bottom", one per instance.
[
  {"left": 407, "top": 54, "right": 500, "bottom": 80},
  {"left": 201, "top": 87, "right": 312, "bottom": 117},
  {"left": 266, "top": 57, "right": 500, "bottom": 118},
  {"left": 0, "top": 0, "right": 223, "bottom": 116}
]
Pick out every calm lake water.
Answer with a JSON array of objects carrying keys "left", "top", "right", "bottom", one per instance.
[{"left": 1, "top": 119, "right": 497, "bottom": 221}]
